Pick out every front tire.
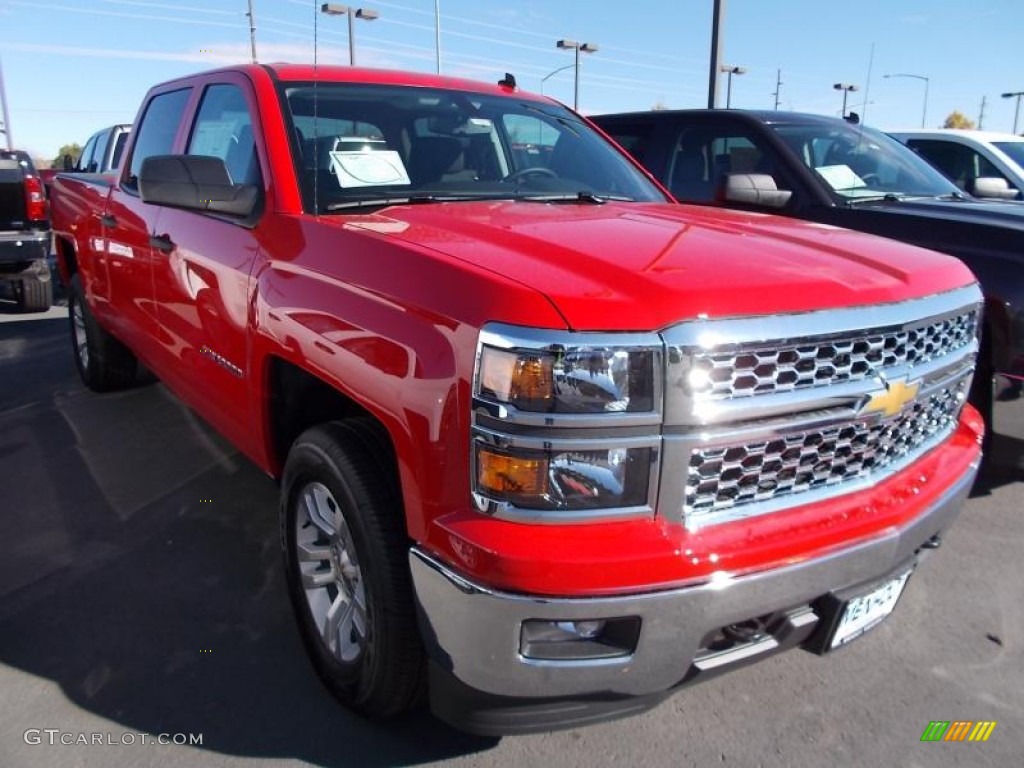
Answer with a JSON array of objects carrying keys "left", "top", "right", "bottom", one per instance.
[
  {"left": 68, "top": 273, "right": 138, "bottom": 391},
  {"left": 281, "top": 420, "right": 426, "bottom": 718}
]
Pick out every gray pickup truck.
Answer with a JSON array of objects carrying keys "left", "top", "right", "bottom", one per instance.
[{"left": 0, "top": 149, "right": 51, "bottom": 312}]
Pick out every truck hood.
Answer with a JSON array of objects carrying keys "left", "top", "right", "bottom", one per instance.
[
  {"left": 341, "top": 201, "right": 975, "bottom": 331},
  {"left": 855, "top": 196, "right": 1024, "bottom": 231}
]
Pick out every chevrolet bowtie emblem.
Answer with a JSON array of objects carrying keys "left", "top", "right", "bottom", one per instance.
[{"left": 862, "top": 377, "right": 920, "bottom": 417}]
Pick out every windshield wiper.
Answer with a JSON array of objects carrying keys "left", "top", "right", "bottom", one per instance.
[
  {"left": 326, "top": 193, "right": 509, "bottom": 211},
  {"left": 517, "top": 191, "right": 634, "bottom": 204}
]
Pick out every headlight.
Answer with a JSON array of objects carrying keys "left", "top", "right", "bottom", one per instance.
[
  {"left": 472, "top": 325, "right": 663, "bottom": 520},
  {"left": 476, "top": 341, "right": 658, "bottom": 414}
]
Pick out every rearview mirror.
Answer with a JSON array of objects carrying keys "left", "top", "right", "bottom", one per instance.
[
  {"left": 969, "top": 176, "right": 1020, "bottom": 201},
  {"left": 721, "top": 173, "right": 793, "bottom": 209},
  {"left": 139, "top": 155, "right": 258, "bottom": 217}
]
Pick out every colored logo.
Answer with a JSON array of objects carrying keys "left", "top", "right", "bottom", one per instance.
[
  {"left": 862, "top": 376, "right": 920, "bottom": 417},
  {"left": 920, "top": 720, "right": 997, "bottom": 742}
]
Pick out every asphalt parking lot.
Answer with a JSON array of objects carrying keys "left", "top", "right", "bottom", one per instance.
[{"left": 1, "top": 306, "right": 1022, "bottom": 768}]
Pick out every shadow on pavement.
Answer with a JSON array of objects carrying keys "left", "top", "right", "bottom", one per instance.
[{"left": 0, "top": 317, "right": 498, "bottom": 766}]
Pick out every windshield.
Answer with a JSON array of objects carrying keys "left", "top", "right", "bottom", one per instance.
[
  {"left": 280, "top": 83, "right": 666, "bottom": 213},
  {"left": 994, "top": 141, "right": 1024, "bottom": 171},
  {"left": 770, "top": 121, "right": 961, "bottom": 201}
]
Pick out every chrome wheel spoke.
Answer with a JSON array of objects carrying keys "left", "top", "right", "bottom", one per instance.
[
  {"left": 301, "top": 568, "right": 336, "bottom": 589},
  {"left": 323, "top": 591, "right": 356, "bottom": 650},
  {"left": 297, "top": 540, "right": 331, "bottom": 563}
]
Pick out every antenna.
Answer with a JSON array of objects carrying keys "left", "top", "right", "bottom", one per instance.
[
  {"left": 313, "top": 0, "right": 319, "bottom": 218},
  {"left": 498, "top": 73, "right": 517, "bottom": 89},
  {"left": 978, "top": 95, "right": 987, "bottom": 130},
  {"left": 772, "top": 68, "right": 782, "bottom": 110},
  {"left": 860, "top": 42, "right": 875, "bottom": 123}
]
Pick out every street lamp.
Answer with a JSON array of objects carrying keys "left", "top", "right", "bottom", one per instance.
[
  {"left": 884, "top": 73, "right": 930, "bottom": 128},
  {"left": 1002, "top": 91, "right": 1024, "bottom": 134},
  {"left": 556, "top": 39, "right": 598, "bottom": 111},
  {"left": 833, "top": 83, "right": 859, "bottom": 118},
  {"left": 719, "top": 64, "right": 746, "bottom": 109},
  {"left": 321, "top": 3, "right": 379, "bottom": 66},
  {"left": 540, "top": 64, "right": 575, "bottom": 96}
]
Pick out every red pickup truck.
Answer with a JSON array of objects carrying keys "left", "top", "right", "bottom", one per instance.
[{"left": 50, "top": 64, "right": 984, "bottom": 735}]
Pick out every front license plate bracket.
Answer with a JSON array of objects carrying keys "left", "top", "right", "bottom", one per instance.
[{"left": 803, "top": 563, "right": 915, "bottom": 654}]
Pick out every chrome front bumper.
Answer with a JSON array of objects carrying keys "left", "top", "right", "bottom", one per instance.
[{"left": 410, "top": 459, "right": 978, "bottom": 733}]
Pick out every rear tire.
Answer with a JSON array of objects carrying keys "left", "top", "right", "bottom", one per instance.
[
  {"left": 14, "top": 275, "right": 52, "bottom": 312},
  {"left": 68, "top": 273, "right": 138, "bottom": 391},
  {"left": 281, "top": 420, "right": 426, "bottom": 719}
]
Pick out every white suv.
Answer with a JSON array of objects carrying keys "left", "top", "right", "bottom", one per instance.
[{"left": 888, "top": 129, "right": 1024, "bottom": 201}]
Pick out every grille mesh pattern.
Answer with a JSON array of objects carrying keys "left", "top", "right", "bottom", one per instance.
[
  {"left": 685, "top": 379, "right": 968, "bottom": 517},
  {"left": 689, "top": 311, "right": 977, "bottom": 400}
]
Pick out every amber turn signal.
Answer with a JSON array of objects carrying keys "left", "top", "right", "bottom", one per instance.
[
  {"left": 476, "top": 447, "right": 549, "bottom": 499},
  {"left": 478, "top": 347, "right": 554, "bottom": 409}
]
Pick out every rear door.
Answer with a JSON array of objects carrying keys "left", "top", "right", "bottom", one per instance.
[{"left": 103, "top": 87, "right": 192, "bottom": 350}]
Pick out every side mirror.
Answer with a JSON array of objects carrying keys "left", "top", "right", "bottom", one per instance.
[
  {"left": 62, "top": 154, "right": 73, "bottom": 171},
  {"left": 721, "top": 173, "right": 793, "bottom": 209},
  {"left": 139, "top": 155, "right": 258, "bottom": 217},
  {"left": 969, "top": 176, "right": 1019, "bottom": 200}
]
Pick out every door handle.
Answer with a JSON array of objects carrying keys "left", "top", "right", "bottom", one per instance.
[
  {"left": 150, "top": 233, "right": 175, "bottom": 253},
  {"left": 100, "top": 214, "right": 116, "bottom": 227}
]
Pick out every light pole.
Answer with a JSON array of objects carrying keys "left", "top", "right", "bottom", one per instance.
[
  {"left": 1002, "top": 91, "right": 1024, "bottom": 134},
  {"left": 556, "top": 39, "right": 598, "bottom": 111},
  {"left": 834, "top": 83, "right": 858, "bottom": 118},
  {"left": 719, "top": 64, "right": 746, "bottom": 108},
  {"left": 321, "top": 4, "right": 379, "bottom": 66},
  {"left": 884, "top": 73, "right": 929, "bottom": 128},
  {"left": 540, "top": 64, "right": 575, "bottom": 96},
  {"left": 0, "top": 57, "right": 12, "bottom": 150}
]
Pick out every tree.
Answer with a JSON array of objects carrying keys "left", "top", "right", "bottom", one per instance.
[
  {"left": 943, "top": 111, "right": 975, "bottom": 129},
  {"left": 51, "top": 143, "right": 82, "bottom": 169}
]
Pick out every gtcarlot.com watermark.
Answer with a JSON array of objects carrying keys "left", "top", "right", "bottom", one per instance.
[{"left": 24, "top": 729, "right": 203, "bottom": 747}]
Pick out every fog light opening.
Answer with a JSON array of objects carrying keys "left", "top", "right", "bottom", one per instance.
[{"left": 520, "top": 617, "right": 640, "bottom": 661}]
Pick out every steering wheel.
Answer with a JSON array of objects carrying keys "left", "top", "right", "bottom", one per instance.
[
  {"left": 860, "top": 173, "right": 882, "bottom": 186},
  {"left": 503, "top": 166, "right": 558, "bottom": 183}
]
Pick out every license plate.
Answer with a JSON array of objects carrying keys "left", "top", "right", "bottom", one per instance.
[{"left": 829, "top": 570, "right": 912, "bottom": 649}]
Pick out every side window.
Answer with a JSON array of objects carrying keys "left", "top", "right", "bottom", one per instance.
[
  {"left": 92, "top": 130, "right": 111, "bottom": 173},
  {"left": 111, "top": 131, "right": 129, "bottom": 171},
  {"left": 502, "top": 114, "right": 559, "bottom": 171},
  {"left": 126, "top": 88, "right": 191, "bottom": 189},
  {"left": 667, "top": 127, "right": 783, "bottom": 203},
  {"left": 602, "top": 122, "right": 654, "bottom": 162},
  {"left": 906, "top": 139, "right": 975, "bottom": 190},
  {"left": 76, "top": 135, "right": 97, "bottom": 172},
  {"left": 187, "top": 84, "right": 261, "bottom": 186}
]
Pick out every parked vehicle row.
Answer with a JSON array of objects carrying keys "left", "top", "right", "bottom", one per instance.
[
  {"left": 590, "top": 109, "right": 1024, "bottom": 446},
  {"left": 49, "top": 64, "right": 986, "bottom": 734}
]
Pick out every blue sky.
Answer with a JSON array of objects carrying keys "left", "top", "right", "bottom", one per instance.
[{"left": 1, "top": 0, "right": 1022, "bottom": 162}]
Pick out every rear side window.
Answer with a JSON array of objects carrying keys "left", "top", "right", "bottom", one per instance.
[
  {"left": 126, "top": 88, "right": 191, "bottom": 189},
  {"left": 187, "top": 84, "right": 261, "bottom": 186},
  {"left": 76, "top": 134, "right": 97, "bottom": 172},
  {"left": 92, "top": 130, "right": 111, "bottom": 173}
]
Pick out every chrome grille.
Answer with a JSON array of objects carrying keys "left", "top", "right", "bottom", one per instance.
[
  {"left": 689, "top": 310, "right": 978, "bottom": 400},
  {"left": 685, "top": 378, "right": 969, "bottom": 518}
]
